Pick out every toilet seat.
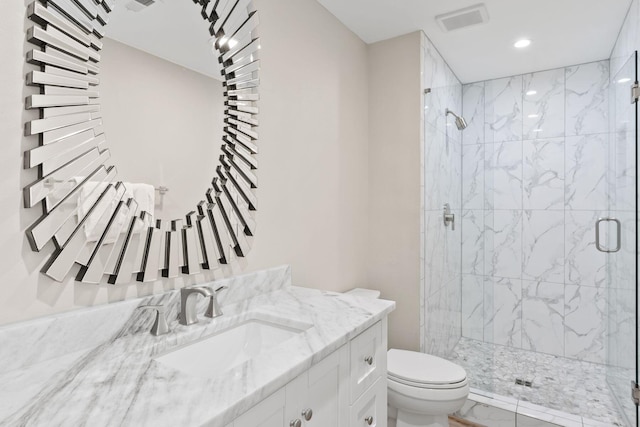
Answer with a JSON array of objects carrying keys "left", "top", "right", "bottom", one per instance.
[
  {"left": 387, "top": 349, "right": 467, "bottom": 388},
  {"left": 388, "top": 374, "right": 467, "bottom": 389},
  {"left": 388, "top": 375, "right": 469, "bottom": 402}
]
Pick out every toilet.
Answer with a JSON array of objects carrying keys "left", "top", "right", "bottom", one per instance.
[
  {"left": 345, "top": 288, "right": 469, "bottom": 427},
  {"left": 387, "top": 349, "right": 468, "bottom": 427}
]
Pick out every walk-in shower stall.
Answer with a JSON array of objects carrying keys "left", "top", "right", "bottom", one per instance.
[{"left": 421, "top": 9, "right": 638, "bottom": 425}]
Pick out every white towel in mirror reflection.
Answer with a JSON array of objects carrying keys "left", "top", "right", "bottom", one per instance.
[{"left": 75, "top": 180, "right": 155, "bottom": 243}]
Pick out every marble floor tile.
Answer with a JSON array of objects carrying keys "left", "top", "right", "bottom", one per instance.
[
  {"left": 457, "top": 398, "right": 515, "bottom": 427},
  {"left": 449, "top": 337, "right": 626, "bottom": 425}
]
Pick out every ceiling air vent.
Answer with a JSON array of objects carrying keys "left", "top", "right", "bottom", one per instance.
[{"left": 436, "top": 4, "right": 489, "bottom": 32}]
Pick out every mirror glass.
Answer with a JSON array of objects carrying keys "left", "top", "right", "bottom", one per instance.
[{"left": 100, "top": 0, "right": 224, "bottom": 220}]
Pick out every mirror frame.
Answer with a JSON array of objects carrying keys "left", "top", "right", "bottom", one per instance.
[{"left": 23, "top": 0, "right": 260, "bottom": 284}]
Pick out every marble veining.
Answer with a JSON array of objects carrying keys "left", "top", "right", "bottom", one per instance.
[
  {"left": 564, "top": 285, "right": 607, "bottom": 363},
  {"left": 0, "top": 266, "right": 394, "bottom": 426},
  {"left": 522, "top": 210, "right": 564, "bottom": 284},
  {"left": 484, "top": 210, "right": 522, "bottom": 279},
  {"left": 484, "top": 141, "right": 523, "bottom": 210},
  {"left": 565, "top": 61, "right": 609, "bottom": 137},
  {"left": 565, "top": 133, "right": 609, "bottom": 210},
  {"left": 521, "top": 280, "right": 564, "bottom": 357},
  {"left": 462, "top": 144, "right": 484, "bottom": 209},
  {"left": 523, "top": 68, "right": 565, "bottom": 140},
  {"left": 462, "top": 82, "right": 485, "bottom": 145},
  {"left": 522, "top": 138, "right": 564, "bottom": 210},
  {"left": 461, "top": 275, "right": 483, "bottom": 340},
  {"left": 564, "top": 210, "right": 607, "bottom": 287},
  {"left": 483, "top": 277, "right": 522, "bottom": 348},
  {"left": 484, "top": 76, "right": 523, "bottom": 143},
  {"left": 461, "top": 210, "right": 484, "bottom": 276}
]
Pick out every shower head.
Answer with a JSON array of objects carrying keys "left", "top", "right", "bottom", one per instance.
[{"left": 445, "top": 108, "right": 468, "bottom": 130}]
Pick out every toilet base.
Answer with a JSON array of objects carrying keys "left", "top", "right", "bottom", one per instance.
[{"left": 394, "top": 409, "right": 448, "bottom": 427}]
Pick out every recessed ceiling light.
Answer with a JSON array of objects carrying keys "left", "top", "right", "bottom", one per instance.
[
  {"left": 528, "top": 114, "right": 539, "bottom": 118},
  {"left": 618, "top": 77, "right": 632, "bottom": 83},
  {"left": 514, "top": 39, "right": 531, "bottom": 48},
  {"left": 526, "top": 90, "right": 537, "bottom": 96}
]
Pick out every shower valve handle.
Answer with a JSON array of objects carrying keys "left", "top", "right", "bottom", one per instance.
[{"left": 443, "top": 203, "right": 455, "bottom": 231}]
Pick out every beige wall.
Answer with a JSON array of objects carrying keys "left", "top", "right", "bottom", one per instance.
[
  {"left": 0, "top": 0, "right": 370, "bottom": 326},
  {"left": 367, "top": 32, "right": 422, "bottom": 351}
]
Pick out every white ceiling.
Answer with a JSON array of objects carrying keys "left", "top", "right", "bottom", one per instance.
[
  {"left": 106, "top": 0, "right": 221, "bottom": 80},
  {"left": 315, "top": 0, "right": 633, "bottom": 83}
]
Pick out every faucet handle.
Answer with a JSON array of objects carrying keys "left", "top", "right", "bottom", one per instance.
[
  {"left": 137, "top": 305, "right": 170, "bottom": 336},
  {"left": 205, "top": 285, "right": 228, "bottom": 318}
]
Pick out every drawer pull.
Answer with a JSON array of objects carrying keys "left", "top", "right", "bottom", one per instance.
[
  {"left": 364, "top": 356, "right": 374, "bottom": 365},
  {"left": 289, "top": 419, "right": 302, "bottom": 427},
  {"left": 301, "top": 408, "right": 313, "bottom": 421},
  {"left": 365, "top": 416, "right": 374, "bottom": 425}
]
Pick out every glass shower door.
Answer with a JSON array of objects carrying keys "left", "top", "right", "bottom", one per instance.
[{"left": 606, "top": 51, "right": 638, "bottom": 427}]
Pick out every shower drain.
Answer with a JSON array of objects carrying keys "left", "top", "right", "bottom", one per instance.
[{"left": 515, "top": 377, "right": 533, "bottom": 387}]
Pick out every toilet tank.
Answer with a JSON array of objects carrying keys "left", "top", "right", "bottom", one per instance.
[{"left": 345, "top": 288, "right": 381, "bottom": 299}]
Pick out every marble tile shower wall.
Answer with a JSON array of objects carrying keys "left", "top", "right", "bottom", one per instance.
[
  {"left": 460, "top": 60, "right": 623, "bottom": 364},
  {"left": 422, "top": 33, "right": 463, "bottom": 358}
]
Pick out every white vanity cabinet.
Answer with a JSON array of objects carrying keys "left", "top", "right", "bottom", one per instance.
[{"left": 229, "top": 318, "right": 388, "bottom": 427}]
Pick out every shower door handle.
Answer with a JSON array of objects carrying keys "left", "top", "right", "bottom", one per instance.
[{"left": 595, "top": 218, "right": 621, "bottom": 253}]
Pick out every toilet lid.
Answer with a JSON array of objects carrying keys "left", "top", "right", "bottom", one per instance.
[{"left": 387, "top": 349, "right": 467, "bottom": 385}]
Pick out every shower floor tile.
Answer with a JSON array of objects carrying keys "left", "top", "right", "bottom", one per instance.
[{"left": 449, "top": 337, "right": 627, "bottom": 426}]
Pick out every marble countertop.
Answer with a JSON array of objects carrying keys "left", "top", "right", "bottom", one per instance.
[{"left": 1, "top": 275, "right": 394, "bottom": 427}]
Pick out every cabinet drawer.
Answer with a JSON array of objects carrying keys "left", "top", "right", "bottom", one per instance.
[
  {"left": 349, "top": 321, "right": 383, "bottom": 402},
  {"left": 349, "top": 377, "right": 387, "bottom": 427}
]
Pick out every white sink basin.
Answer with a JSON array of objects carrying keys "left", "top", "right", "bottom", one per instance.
[{"left": 155, "top": 317, "right": 309, "bottom": 378}]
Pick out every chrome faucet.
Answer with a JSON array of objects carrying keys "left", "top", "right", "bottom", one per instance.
[
  {"left": 137, "top": 304, "right": 170, "bottom": 336},
  {"left": 205, "top": 286, "right": 228, "bottom": 318},
  {"left": 179, "top": 286, "right": 213, "bottom": 326}
]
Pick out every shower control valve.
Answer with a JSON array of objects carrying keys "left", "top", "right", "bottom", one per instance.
[{"left": 443, "top": 203, "right": 455, "bottom": 231}]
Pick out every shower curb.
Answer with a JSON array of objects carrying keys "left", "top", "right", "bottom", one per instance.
[{"left": 456, "top": 388, "right": 623, "bottom": 427}]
